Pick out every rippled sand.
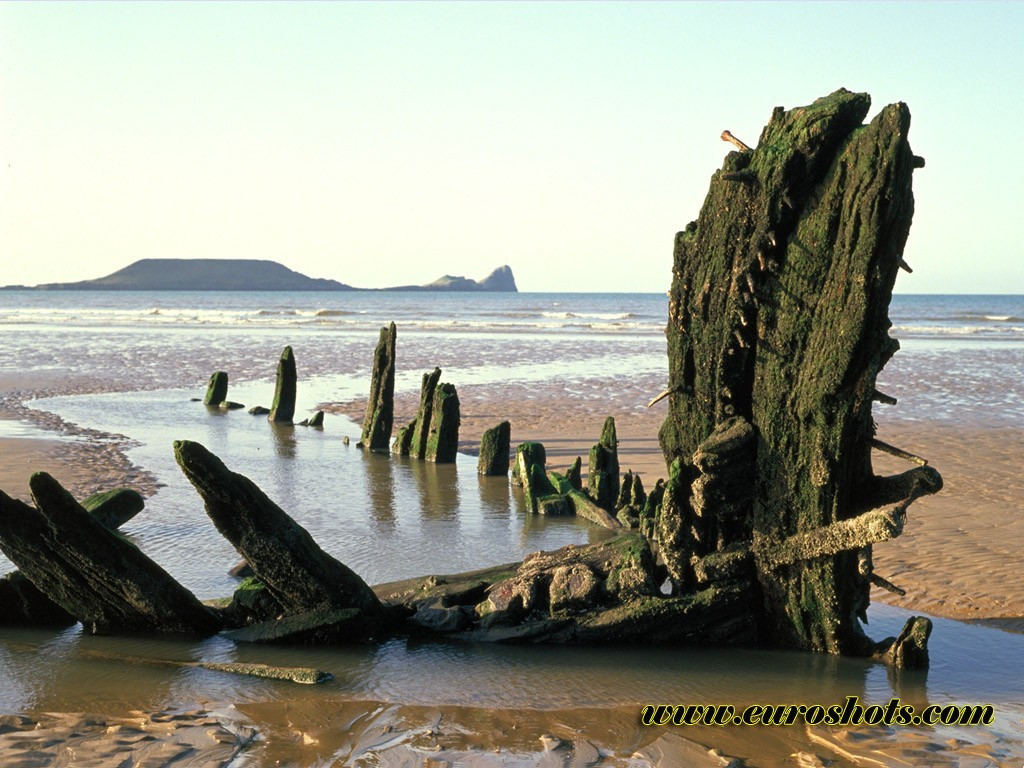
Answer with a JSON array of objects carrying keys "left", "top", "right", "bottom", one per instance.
[{"left": 2, "top": 699, "right": 1022, "bottom": 767}]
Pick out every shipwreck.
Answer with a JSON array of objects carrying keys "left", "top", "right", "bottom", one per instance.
[{"left": 0, "top": 90, "right": 940, "bottom": 672}]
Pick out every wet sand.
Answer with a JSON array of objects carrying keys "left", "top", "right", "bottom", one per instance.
[
  {"left": 1, "top": 698, "right": 1020, "bottom": 767},
  {"left": 0, "top": 709, "right": 255, "bottom": 768},
  {"left": 870, "top": 422, "right": 1024, "bottom": 630}
]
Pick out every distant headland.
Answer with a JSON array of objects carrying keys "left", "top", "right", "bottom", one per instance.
[{"left": 3, "top": 259, "right": 518, "bottom": 293}]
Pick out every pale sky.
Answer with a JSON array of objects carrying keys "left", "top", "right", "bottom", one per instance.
[{"left": 2, "top": 1, "right": 1021, "bottom": 293}]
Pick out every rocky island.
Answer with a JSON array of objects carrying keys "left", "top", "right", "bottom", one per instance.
[{"left": 8, "top": 260, "right": 518, "bottom": 292}]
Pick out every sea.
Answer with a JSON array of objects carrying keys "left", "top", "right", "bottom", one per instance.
[{"left": 0, "top": 290, "right": 1022, "bottom": 764}]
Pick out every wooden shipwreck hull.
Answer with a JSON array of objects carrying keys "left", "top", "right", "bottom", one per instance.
[
  {"left": 657, "top": 88, "right": 939, "bottom": 661},
  {"left": 0, "top": 91, "right": 940, "bottom": 669}
]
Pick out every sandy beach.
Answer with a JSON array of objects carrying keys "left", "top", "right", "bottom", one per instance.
[{"left": 1, "top": 697, "right": 1021, "bottom": 768}]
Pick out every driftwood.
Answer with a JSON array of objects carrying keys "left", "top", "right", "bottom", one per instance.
[{"left": 656, "top": 89, "right": 939, "bottom": 664}]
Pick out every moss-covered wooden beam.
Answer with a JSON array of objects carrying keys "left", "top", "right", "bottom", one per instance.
[
  {"left": 0, "top": 475, "right": 219, "bottom": 634},
  {"left": 359, "top": 323, "right": 396, "bottom": 453}
]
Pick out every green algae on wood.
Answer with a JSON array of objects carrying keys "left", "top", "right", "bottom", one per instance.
[
  {"left": 203, "top": 371, "right": 228, "bottom": 406},
  {"left": 359, "top": 323, "right": 396, "bottom": 452},
  {"left": 392, "top": 420, "right": 416, "bottom": 456},
  {"left": 409, "top": 368, "right": 442, "bottom": 459},
  {"left": 81, "top": 487, "right": 145, "bottom": 530},
  {"left": 425, "top": 382, "right": 460, "bottom": 463},
  {"left": 268, "top": 346, "right": 297, "bottom": 423},
  {"left": 657, "top": 88, "right": 939, "bottom": 664},
  {"left": 174, "top": 440, "right": 388, "bottom": 637},
  {"left": 588, "top": 417, "right": 620, "bottom": 510},
  {"left": 566, "top": 456, "right": 583, "bottom": 490},
  {"left": 0, "top": 486, "right": 146, "bottom": 629},
  {"left": 477, "top": 421, "right": 511, "bottom": 475},
  {"left": 512, "top": 441, "right": 546, "bottom": 486},
  {"left": 0, "top": 475, "right": 220, "bottom": 634}
]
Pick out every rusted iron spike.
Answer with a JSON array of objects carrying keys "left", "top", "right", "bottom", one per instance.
[
  {"left": 872, "top": 390, "right": 897, "bottom": 405},
  {"left": 721, "top": 130, "right": 752, "bottom": 152},
  {"left": 870, "top": 573, "right": 907, "bottom": 597},
  {"left": 870, "top": 438, "right": 927, "bottom": 466},
  {"left": 647, "top": 386, "right": 678, "bottom": 408}
]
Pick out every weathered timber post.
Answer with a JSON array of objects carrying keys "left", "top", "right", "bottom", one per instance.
[
  {"left": 410, "top": 368, "right": 442, "bottom": 459},
  {"left": 478, "top": 421, "right": 511, "bottom": 475},
  {"left": 588, "top": 417, "right": 620, "bottom": 510},
  {"left": 657, "top": 89, "right": 940, "bottom": 664},
  {"left": 0, "top": 475, "right": 220, "bottom": 634},
  {"left": 425, "top": 383, "right": 460, "bottom": 463},
  {"left": 175, "top": 440, "right": 390, "bottom": 641},
  {"left": 359, "top": 322, "right": 396, "bottom": 452},
  {"left": 566, "top": 457, "right": 582, "bottom": 490},
  {"left": 268, "top": 346, "right": 296, "bottom": 424},
  {"left": 0, "top": 487, "right": 146, "bottom": 628},
  {"left": 203, "top": 372, "right": 228, "bottom": 406}
]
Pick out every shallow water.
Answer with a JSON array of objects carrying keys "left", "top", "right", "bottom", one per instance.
[
  {"left": 1, "top": 604, "right": 1023, "bottom": 767},
  {"left": 9, "top": 382, "right": 619, "bottom": 597}
]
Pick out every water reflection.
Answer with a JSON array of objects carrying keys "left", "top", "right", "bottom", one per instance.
[
  {"left": 0, "top": 626, "right": 177, "bottom": 714},
  {"left": 408, "top": 459, "right": 460, "bottom": 522},
  {"left": 269, "top": 423, "right": 297, "bottom": 460},
  {"left": 202, "top": 404, "right": 230, "bottom": 418},
  {"left": 364, "top": 450, "right": 396, "bottom": 531},
  {"left": 476, "top": 475, "right": 512, "bottom": 521}
]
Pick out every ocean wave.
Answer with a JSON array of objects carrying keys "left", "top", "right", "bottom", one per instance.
[
  {"left": 950, "top": 312, "right": 1024, "bottom": 322},
  {"left": 255, "top": 309, "right": 299, "bottom": 316},
  {"left": 314, "top": 309, "right": 357, "bottom": 317},
  {"left": 540, "top": 311, "right": 635, "bottom": 320},
  {"left": 893, "top": 323, "right": 1024, "bottom": 337}
]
